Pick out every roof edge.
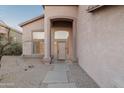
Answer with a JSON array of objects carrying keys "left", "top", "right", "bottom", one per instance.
[
  {"left": 0, "top": 23, "right": 22, "bottom": 34},
  {"left": 19, "top": 14, "right": 44, "bottom": 27},
  {"left": 87, "top": 5, "right": 104, "bottom": 12}
]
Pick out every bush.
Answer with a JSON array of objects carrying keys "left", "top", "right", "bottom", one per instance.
[{"left": 3, "top": 43, "right": 22, "bottom": 55}]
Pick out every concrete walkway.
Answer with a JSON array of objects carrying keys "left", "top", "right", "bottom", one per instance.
[
  {"left": 42, "top": 62, "right": 99, "bottom": 88},
  {"left": 43, "top": 63, "right": 76, "bottom": 88},
  {"left": 0, "top": 56, "right": 99, "bottom": 88}
]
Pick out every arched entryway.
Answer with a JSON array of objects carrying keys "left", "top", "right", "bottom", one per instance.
[
  {"left": 44, "top": 17, "right": 77, "bottom": 63},
  {"left": 50, "top": 18, "right": 76, "bottom": 62}
]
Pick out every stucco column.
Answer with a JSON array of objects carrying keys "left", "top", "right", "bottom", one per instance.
[
  {"left": 72, "top": 20, "right": 77, "bottom": 62},
  {"left": 44, "top": 18, "right": 51, "bottom": 62},
  {"left": 51, "top": 28, "right": 54, "bottom": 57},
  {"left": 69, "top": 30, "right": 73, "bottom": 60}
]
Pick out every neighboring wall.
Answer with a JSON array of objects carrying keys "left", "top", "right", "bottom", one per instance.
[
  {"left": 22, "top": 18, "right": 44, "bottom": 55},
  {"left": 0, "top": 25, "right": 22, "bottom": 43},
  {"left": 10, "top": 29, "right": 22, "bottom": 43},
  {"left": 77, "top": 5, "right": 124, "bottom": 87}
]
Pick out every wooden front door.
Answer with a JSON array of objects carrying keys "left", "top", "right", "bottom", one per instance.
[{"left": 57, "top": 41, "right": 66, "bottom": 60}]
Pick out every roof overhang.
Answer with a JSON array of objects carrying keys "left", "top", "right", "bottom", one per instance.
[
  {"left": 87, "top": 5, "right": 104, "bottom": 12},
  {"left": 19, "top": 14, "right": 44, "bottom": 27}
]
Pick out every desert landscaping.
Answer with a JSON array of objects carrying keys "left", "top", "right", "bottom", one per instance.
[{"left": 0, "top": 56, "right": 98, "bottom": 88}]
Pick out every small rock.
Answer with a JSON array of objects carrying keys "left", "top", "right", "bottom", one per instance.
[
  {"left": 24, "top": 69, "right": 28, "bottom": 71},
  {"left": 28, "top": 65, "right": 34, "bottom": 68}
]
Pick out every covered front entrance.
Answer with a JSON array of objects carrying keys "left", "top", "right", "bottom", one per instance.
[
  {"left": 44, "top": 17, "right": 77, "bottom": 63},
  {"left": 50, "top": 18, "right": 76, "bottom": 62}
]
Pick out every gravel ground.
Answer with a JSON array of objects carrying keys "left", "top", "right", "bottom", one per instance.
[
  {"left": 0, "top": 56, "right": 99, "bottom": 88},
  {"left": 0, "top": 56, "right": 53, "bottom": 88},
  {"left": 68, "top": 63, "right": 99, "bottom": 88}
]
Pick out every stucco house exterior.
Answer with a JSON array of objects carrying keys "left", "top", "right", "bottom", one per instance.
[{"left": 20, "top": 5, "right": 124, "bottom": 88}]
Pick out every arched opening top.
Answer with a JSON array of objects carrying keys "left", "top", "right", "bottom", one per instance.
[
  {"left": 51, "top": 18, "right": 73, "bottom": 28},
  {"left": 51, "top": 18, "right": 73, "bottom": 22}
]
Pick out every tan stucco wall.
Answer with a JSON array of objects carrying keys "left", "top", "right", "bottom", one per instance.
[
  {"left": 22, "top": 18, "right": 44, "bottom": 55},
  {"left": 44, "top": 5, "right": 78, "bottom": 19},
  {"left": 77, "top": 5, "right": 124, "bottom": 87}
]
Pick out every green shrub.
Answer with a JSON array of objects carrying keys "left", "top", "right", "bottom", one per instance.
[{"left": 3, "top": 43, "right": 22, "bottom": 55}]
